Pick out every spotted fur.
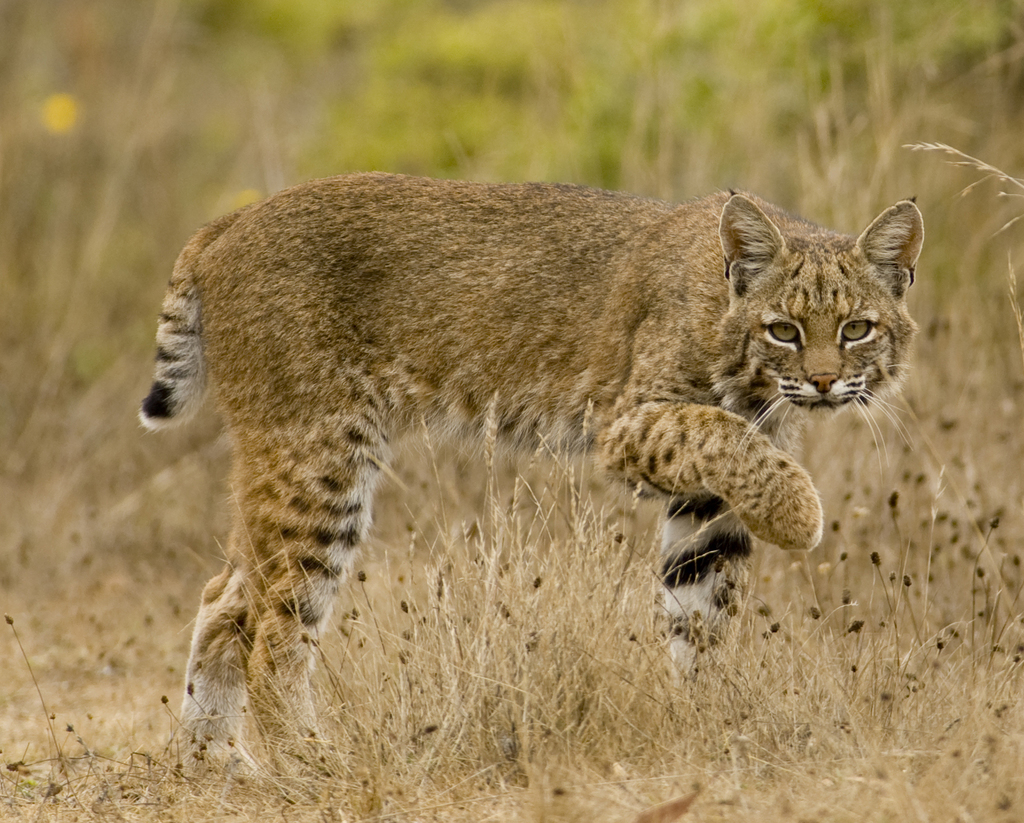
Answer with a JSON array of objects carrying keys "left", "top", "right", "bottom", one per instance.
[{"left": 140, "top": 174, "right": 923, "bottom": 764}]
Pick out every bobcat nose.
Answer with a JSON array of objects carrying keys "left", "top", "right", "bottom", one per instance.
[{"left": 809, "top": 373, "right": 839, "bottom": 393}]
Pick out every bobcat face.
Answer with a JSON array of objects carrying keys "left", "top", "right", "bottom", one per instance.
[
  {"left": 751, "top": 251, "right": 916, "bottom": 411},
  {"left": 716, "top": 195, "right": 922, "bottom": 420},
  {"left": 763, "top": 315, "right": 896, "bottom": 410}
]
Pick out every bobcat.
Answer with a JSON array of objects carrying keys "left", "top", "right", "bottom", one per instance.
[{"left": 141, "top": 173, "right": 923, "bottom": 765}]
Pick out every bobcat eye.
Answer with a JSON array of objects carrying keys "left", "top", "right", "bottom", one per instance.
[
  {"left": 842, "top": 320, "right": 873, "bottom": 341},
  {"left": 767, "top": 322, "right": 800, "bottom": 343}
]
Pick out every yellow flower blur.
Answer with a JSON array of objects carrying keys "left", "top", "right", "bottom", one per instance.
[
  {"left": 42, "top": 93, "right": 79, "bottom": 134},
  {"left": 230, "top": 189, "right": 263, "bottom": 210}
]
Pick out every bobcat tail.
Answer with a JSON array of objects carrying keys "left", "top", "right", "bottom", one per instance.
[{"left": 140, "top": 212, "right": 240, "bottom": 430}]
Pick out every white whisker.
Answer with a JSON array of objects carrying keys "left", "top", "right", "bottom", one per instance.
[
  {"left": 855, "top": 399, "right": 888, "bottom": 475},
  {"left": 862, "top": 389, "right": 912, "bottom": 446},
  {"left": 727, "top": 394, "right": 789, "bottom": 473}
]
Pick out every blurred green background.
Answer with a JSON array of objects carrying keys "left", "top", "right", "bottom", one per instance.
[{"left": 2, "top": 0, "right": 1024, "bottom": 585}]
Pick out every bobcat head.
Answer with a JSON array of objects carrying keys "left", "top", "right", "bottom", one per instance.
[{"left": 714, "top": 193, "right": 924, "bottom": 421}]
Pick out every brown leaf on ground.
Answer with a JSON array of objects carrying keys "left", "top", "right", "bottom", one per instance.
[{"left": 631, "top": 791, "right": 698, "bottom": 823}]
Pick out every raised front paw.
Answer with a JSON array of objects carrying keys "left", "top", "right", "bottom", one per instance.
[{"left": 731, "top": 455, "right": 823, "bottom": 552}]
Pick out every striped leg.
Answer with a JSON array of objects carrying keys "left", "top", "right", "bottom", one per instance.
[
  {"left": 179, "top": 561, "right": 254, "bottom": 765},
  {"left": 179, "top": 417, "right": 385, "bottom": 765},
  {"left": 660, "top": 495, "right": 752, "bottom": 673},
  {"left": 242, "top": 430, "right": 383, "bottom": 755}
]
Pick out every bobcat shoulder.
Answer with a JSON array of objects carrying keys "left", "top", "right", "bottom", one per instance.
[{"left": 141, "top": 173, "right": 923, "bottom": 764}]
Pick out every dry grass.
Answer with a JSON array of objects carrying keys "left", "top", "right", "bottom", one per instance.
[{"left": 4, "top": 1, "right": 1024, "bottom": 820}]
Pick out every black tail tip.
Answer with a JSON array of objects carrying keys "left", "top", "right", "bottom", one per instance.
[{"left": 141, "top": 381, "right": 174, "bottom": 419}]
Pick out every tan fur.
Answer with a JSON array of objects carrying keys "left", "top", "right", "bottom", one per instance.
[{"left": 140, "top": 173, "right": 922, "bottom": 764}]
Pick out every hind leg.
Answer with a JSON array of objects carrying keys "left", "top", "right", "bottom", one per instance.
[
  {"left": 232, "top": 421, "right": 385, "bottom": 758},
  {"left": 660, "top": 495, "right": 752, "bottom": 674},
  {"left": 178, "top": 415, "right": 385, "bottom": 765},
  {"left": 179, "top": 560, "right": 254, "bottom": 765}
]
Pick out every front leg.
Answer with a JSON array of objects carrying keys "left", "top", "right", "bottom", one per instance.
[
  {"left": 596, "top": 401, "right": 823, "bottom": 552},
  {"left": 598, "top": 401, "right": 819, "bottom": 673},
  {"left": 659, "top": 494, "right": 751, "bottom": 673}
]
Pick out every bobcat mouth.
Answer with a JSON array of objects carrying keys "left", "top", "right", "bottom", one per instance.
[
  {"left": 777, "top": 376, "right": 867, "bottom": 409},
  {"left": 782, "top": 394, "right": 856, "bottom": 410},
  {"left": 802, "top": 395, "right": 857, "bottom": 410}
]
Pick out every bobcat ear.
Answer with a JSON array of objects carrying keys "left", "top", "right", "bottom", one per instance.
[
  {"left": 719, "top": 194, "right": 786, "bottom": 296},
  {"left": 856, "top": 199, "right": 924, "bottom": 296}
]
